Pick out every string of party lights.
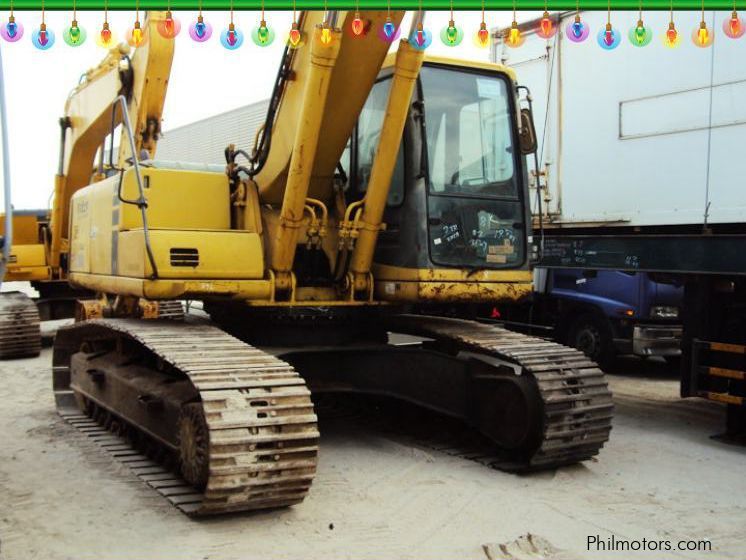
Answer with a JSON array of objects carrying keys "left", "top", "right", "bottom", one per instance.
[{"left": 1, "top": 2, "right": 744, "bottom": 51}]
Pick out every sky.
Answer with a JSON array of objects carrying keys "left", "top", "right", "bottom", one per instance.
[{"left": 0, "top": 9, "right": 531, "bottom": 210}]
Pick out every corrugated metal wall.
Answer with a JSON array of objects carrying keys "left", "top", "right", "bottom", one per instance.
[{"left": 156, "top": 100, "right": 270, "bottom": 165}]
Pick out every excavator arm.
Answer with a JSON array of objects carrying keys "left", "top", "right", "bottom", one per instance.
[
  {"left": 48, "top": 12, "right": 174, "bottom": 271},
  {"left": 249, "top": 10, "right": 407, "bottom": 290}
]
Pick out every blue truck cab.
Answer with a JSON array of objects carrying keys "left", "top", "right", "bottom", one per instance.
[{"left": 534, "top": 268, "right": 684, "bottom": 367}]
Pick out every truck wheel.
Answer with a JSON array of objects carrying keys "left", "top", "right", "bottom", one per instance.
[{"left": 567, "top": 314, "right": 615, "bottom": 369}]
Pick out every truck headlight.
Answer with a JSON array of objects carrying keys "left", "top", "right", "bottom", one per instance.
[{"left": 650, "top": 305, "right": 679, "bottom": 319}]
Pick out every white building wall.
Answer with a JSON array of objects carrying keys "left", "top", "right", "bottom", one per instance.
[{"left": 156, "top": 100, "right": 270, "bottom": 166}]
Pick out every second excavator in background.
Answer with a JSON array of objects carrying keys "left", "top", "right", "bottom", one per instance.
[{"left": 44, "top": 11, "right": 612, "bottom": 516}]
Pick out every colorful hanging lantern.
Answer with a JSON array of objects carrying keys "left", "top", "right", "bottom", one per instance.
[
  {"left": 252, "top": 20, "right": 275, "bottom": 46},
  {"left": 536, "top": 10, "right": 557, "bottom": 39},
  {"left": 724, "top": 8, "right": 745, "bottom": 38},
  {"left": 504, "top": 1, "right": 524, "bottom": 49},
  {"left": 189, "top": 0, "right": 212, "bottom": 42},
  {"left": 189, "top": 15, "right": 213, "bottom": 42},
  {"left": 383, "top": 19, "right": 395, "bottom": 38},
  {"left": 221, "top": 23, "right": 244, "bottom": 49},
  {"left": 97, "top": 21, "right": 117, "bottom": 48},
  {"left": 410, "top": 22, "right": 432, "bottom": 50},
  {"left": 32, "top": 3, "right": 54, "bottom": 50},
  {"left": 661, "top": 1, "right": 680, "bottom": 49},
  {"left": 288, "top": 21, "right": 302, "bottom": 48},
  {"left": 350, "top": 4, "right": 365, "bottom": 37},
  {"left": 221, "top": 0, "right": 243, "bottom": 50},
  {"left": 62, "top": 1, "right": 86, "bottom": 47},
  {"left": 2, "top": 1, "right": 24, "bottom": 43},
  {"left": 504, "top": 21, "right": 524, "bottom": 48},
  {"left": 475, "top": 21, "right": 490, "bottom": 48},
  {"left": 157, "top": 10, "right": 182, "bottom": 39},
  {"left": 566, "top": 14, "right": 589, "bottom": 43},
  {"left": 662, "top": 20, "right": 679, "bottom": 48},
  {"left": 351, "top": 14, "right": 364, "bottom": 36},
  {"left": 127, "top": 20, "right": 145, "bottom": 47},
  {"left": 628, "top": 2, "right": 651, "bottom": 47},
  {"left": 319, "top": 22, "right": 332, "bottom": 45},
  {"left": 32, "top": 22, "right": 55, "bottom": 49},
  {"left": 440, "top": 20, "right": 463, "bottom": 46},
  {"left": 378, "top": 15, "right": 400, "bottom": 43},
  {"left": 96, "top": 1, "right": 117, "bottom": 48},
  {"left": 692, "top": 0, "right": 713, "bottom": 47},
  {"left": 251, "top": 1, "right": 274, "bottom": 46},
  {"left": 1, "top": 15, "right": 23, "bottom": 42},
  {"left": 692, "top": 19, "right": 713, "bottom": 47},
  {"left": 318, "top": 0, "right": 333, "bottom": 44},
  {"left": 597, "top": 1, "right": 620, "bottom": 51},
  {"left": 629, "top": 20, "right": 652, "bottom": 46},
  {"left": 126, "top": 1, "right": 147, "bottom": 48},
  {"left": 286, "top": 0, "right": 302, "bottom": 48},
  {"left": 440, "top": 2, "right": 463, "bottom": 47},
  {"left": 63, "top": 19, "right": 86, "bottom": 46},
  {"left": 597, "top": 23, "right": 620, "bottom": 50}
]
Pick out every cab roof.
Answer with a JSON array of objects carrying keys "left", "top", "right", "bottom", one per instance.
[{"left": 382, "top": 52, "right": 517, "bottom": 82}]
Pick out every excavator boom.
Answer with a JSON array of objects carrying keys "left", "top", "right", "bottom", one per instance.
[
  {"left": 49, "top": 13, "right": 174, "bottom": 270},
  {"left": 253, "top": 11, "right": 404, "bottom": 205}
]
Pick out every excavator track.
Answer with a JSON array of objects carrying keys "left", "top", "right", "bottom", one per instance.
[
  {"left": 0, "top": 291, "right": 41, "bottom": 359},
  {"left": 53, "top": 319, "right": 319, "bottom": 516},
  {"left": 390, "top": 315, "right": 614, "bottom": 469}
]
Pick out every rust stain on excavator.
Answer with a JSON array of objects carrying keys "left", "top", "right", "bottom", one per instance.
[{"left": 418, "top": 281, "right": 529, "bottom": 303}]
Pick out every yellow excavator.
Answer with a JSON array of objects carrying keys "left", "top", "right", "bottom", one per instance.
[{"left": 45, "top": 11, "right": 612, "bottom": 516}]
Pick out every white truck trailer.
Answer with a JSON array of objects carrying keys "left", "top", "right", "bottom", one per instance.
[{"left": 493, "top": 10, "right": 746, "bottom": 436}]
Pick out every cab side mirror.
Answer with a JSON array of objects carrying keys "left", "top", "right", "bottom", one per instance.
[{"left": 519, "top": 108, "right": 538, "bottom": 155}]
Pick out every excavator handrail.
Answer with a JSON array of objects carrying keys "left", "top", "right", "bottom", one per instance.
[{"left": 112, "top": 94, "right": 159, "bottom": 279}]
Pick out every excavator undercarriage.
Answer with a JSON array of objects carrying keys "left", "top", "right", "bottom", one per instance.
[{"left": 53, "top": 312, "right": 612, "bottom": 515}]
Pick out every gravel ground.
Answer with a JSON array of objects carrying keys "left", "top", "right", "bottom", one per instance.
[{"left": 0, "top": 333, "right": 743, "bottom": 560}]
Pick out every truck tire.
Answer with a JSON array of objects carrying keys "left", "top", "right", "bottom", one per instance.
[{"left": 567, "top": 313, "right": 616, "bottom": 370}]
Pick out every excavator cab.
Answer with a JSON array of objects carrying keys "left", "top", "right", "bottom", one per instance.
[{"left": 346, "top": 57, "right": 534, "bottom": 303}]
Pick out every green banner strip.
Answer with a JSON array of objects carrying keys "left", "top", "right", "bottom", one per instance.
[{"left": 0, "top": 1, "right": 739, "bottom": 9}]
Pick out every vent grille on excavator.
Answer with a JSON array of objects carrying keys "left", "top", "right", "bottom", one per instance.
[{"left": 170, "top": 248, "right": 199, "bottom": 267}]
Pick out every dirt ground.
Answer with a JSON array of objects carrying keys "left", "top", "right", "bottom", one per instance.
[{"left": 0, "top": 331, "right": 744, "bottom": 560}]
